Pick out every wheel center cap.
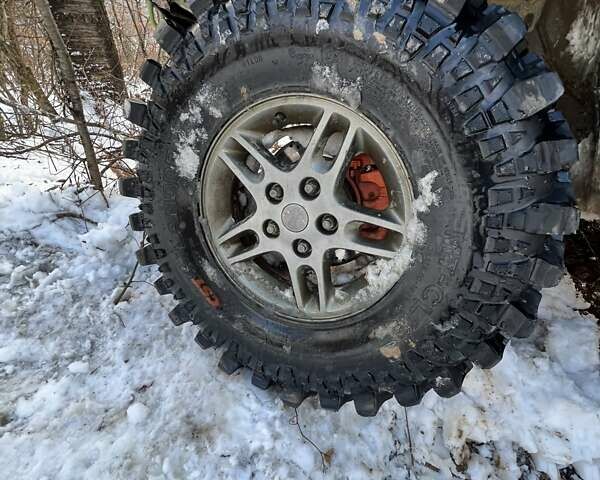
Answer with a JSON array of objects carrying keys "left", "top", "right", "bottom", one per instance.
[{"left": 281, "top": 203, "right": 309, "bottom": 232}]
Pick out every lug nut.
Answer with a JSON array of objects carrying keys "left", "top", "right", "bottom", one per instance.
[
  {"left": 302, "top": 178, "right": 320, "bottom": 198},
  {"left": 320, "top": 214, "right": 338, "bottom": 233},
  {"left": 294, "top": 239, "right": 312, "bottom": 257},
  {"left": 264, "top": 220, "right": 280, "bottom": 238},
  {"left": 267, "top": 183, "right": 284, "bottom": 202}
]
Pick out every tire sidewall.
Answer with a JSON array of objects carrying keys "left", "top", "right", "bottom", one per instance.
[{"left": 149, "top": 16, "right": 474, "bottom": 371}]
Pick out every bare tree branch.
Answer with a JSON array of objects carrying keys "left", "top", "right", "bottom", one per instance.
[
  {"left": 0, "top": 0, "right": 57, "bottom": 116},
  {"left": 0, "top": 132, "right": 78, "bottom": 155},
  {"left": 0, "top": 98, "right": 129, "bottom": 138}
]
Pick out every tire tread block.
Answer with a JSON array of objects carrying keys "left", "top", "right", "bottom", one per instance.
[
  {"left": 433, "top": 367, "right": 467, "bottom": 398},
  {"left": 122, "top": 138, "right": 140, "bottom": 160},
  {"left": 354, "top": 391, "right": 390, "bottom": 417},
  {"left": 169, "top": 302, "right": 194, "bottom": 326},
  {"left": 128, "top": 212, "right": 146, "bottom": 231},
  {"left": 136, "top": 245, "right": 165, "bottom": 266},
  {"left": 251, "top": 370, "right": 271, "bottom": 390},
  {"left": 394, "top": 384, "right": 425, "bottom": 407},
  {"left": 124, "top": 99, "right": 149, "bottom": 129},
  {"left": 219, "top": 349, "right": 242, "bottom": 375},
  {"left": 479, "top": 13, "right": 526, "bottom": 62},
  {"left": 195, "top": 330, "right": 215, "bottom": 349},
  {"left": 154, "top": 276, "right": 174, "bottom": 295},
  {"left": 468, "top": 336, "right": 505, "bottom": 369},
  {"left": 503, "top": 72, "right": 565, "bottom": 121},
  {"left": 118, "top": 177, "right": 143, "bottom": 199},
  {"left": 154, "top": 20, "right": 184, "bottom": 54}
]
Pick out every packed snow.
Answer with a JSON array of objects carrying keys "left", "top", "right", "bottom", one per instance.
[
  {"left": 316, "top": 19, "right": 330, "bottom": 35},
  {"left": 1, "top": 156, "right": 600, "bottom": 479},
  {"left": 175, "top": 83, "right": 223, "bottom": 180},
  {"left": 357, "top": 170, "right": 440, "bottom": 301}
]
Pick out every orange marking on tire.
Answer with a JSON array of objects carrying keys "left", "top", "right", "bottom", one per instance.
[{"left": 192, "top": 278, "right": 221, "bottom": 309}]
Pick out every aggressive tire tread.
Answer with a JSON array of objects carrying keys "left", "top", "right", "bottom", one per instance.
[{"left": 122, "top": 0, "right": 578, "bottom": 415}]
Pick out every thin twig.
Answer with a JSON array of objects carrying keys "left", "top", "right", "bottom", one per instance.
[
  {"left": 52, "top": 211, "right": 98, "bottom": 225},
  {"left": 424, "top": 462, "right": 441, "bottom": 473},
  {"left": 79, "top": 177, "right": 118, "bottom": 205},
  {"left": 100, "top": 155, "right": 135, "bottom": 177},
  {"left": 290, "top": 408, "right": 330, "bottom": 473},
  {"left": 579, "top": 229, "right": 599, "bottom": 259},
  {"left": 113, "top": 260, "right": 139, "bottom": 305},
  {"left": 404, "top": 407, "right": 415, "bottom": 478},
  {"left": 112, "top": 311, "right": 125, "bottom": 328}
]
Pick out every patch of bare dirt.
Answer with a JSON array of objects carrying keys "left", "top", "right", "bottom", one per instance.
[{"left": 565, "top": 219, "right": 600, "bottom": 319}]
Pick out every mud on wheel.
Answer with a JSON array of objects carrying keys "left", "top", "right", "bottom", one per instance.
[{"left": 120, "top": 0, "right": 579, "bottom": 416}]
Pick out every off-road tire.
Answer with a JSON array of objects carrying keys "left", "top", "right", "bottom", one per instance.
[{"left": 121, "top": 0, "right": 579, "bottom": 415}]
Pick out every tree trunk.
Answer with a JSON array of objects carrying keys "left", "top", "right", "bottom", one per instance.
[
  {"left": 34, "top": 0, "right": 103, "bottom": 192},
  {"left": 46, "top": 0, "right": 126, "bottom": 102}
]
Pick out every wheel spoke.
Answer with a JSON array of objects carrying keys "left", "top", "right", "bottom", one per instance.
[
  {"left": 218, "top": 151, "right": 262, "bottom": 197},
  {"left": 324, "top": 123, "right": 358, "bottom": 181},
  {"left": 232, "top": 133, "right": 279, "bottom": 178},
  {"left": 312, "top": 254, "right": 334, "bottom": 312},
  {"left": 227, "top": 243, "right": 271, "bottom": 264},
  {"left": 338, "top": 237, "right": 398, "bottom": 259},
  {"left": 217, "top": 215, "right": 259, "bottom": 244},
  {"left": 337, "top": 204, "right": 405, "bottom": 235},
  {"left": 287, "top": 261, "right": 310, "bottom": 311},
  {"left": 300, "top": 109, "right": 333, "bottom": 164}
]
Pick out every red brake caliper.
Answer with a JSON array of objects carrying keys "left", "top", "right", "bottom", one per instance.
[{"left": 345, "top": 153, "right": 390, "bottom": 241}]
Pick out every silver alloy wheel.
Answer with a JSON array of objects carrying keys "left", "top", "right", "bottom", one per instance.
[{"left": 200, "top": 94, "right": 413, "bottom": 321}]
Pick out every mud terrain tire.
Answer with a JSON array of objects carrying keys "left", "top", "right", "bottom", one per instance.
[{"left": 121, "top": 0, "right": 579, "bottom": 415}]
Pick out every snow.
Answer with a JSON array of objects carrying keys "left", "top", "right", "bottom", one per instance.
[
  {"left": 566, "top": 0, "right": 600, "bottom": 77},
  {"left": 68, "top": 361, "right": 90, "bottom": 374},
  {"left": 127, "top": 402, "right": 150, "bottom": 424},
  {"left": 0, "top": 258, "right": 12, "bottom": 275},
  {"left": 174, "top": 83, "right": 223, "bottom": 180},
  {"left": 174, "top": 144, "right": 201, "bottom": 180},
  {"left": 311, "top": 63, "right": 362, "bottom": 109},
  {"left": 359, "top": 170, "right": 440, "bottom": 298},
  {"left": 1, "top": 156, "right": 600, "bottom": 479},
  {"left": 232, "top": 261, "right": 295, "bottom": 306},
  {"left": 315, "top": 19, "right": 329, "bottom": 34}
]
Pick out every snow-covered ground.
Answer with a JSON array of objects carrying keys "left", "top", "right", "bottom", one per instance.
[{"left": 1, "top": 156, "right": 599, "bottom": 480}]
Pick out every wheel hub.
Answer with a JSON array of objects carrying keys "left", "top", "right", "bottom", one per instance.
[
  {"left": 281, "top": 203, "right": 309, "bottom": 233},
  {"left": 200, "top": 94, "right": 413, "bottom": 322}
]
